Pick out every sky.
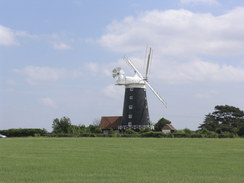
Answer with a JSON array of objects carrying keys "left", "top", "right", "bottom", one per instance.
[{"left": 0, "top": 0, "right": 244, "bottom": 131}]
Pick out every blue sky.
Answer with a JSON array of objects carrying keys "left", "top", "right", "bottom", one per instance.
[{"left": 1, "top": 0, "right": 244, "bottom": 131}]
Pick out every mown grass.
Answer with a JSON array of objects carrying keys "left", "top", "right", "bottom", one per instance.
[{"left": 0, "top": 138, "right": 243, "bottom": 183}]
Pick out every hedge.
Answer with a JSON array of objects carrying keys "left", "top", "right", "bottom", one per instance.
[
  {"left": 0, "top": 128, "right": 47, "bottom": 137},
  {"left": 1, "top": 128, "right": 242, "bottom": 138}
]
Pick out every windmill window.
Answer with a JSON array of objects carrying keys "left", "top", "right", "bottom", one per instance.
[
  {"left": 128, "top": 114, "right": 132, "bottom": 119},
  {"left": 129, "top": 105, "right": 133, "bottom": 109},
  {"left": 129, "top": 96, "right": 133, "bottom": 100}
]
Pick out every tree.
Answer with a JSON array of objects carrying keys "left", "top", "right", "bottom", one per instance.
[
  {"left": 198, "top": 105, "right": 244, "bottom": 134},
  {"left": 52, "top": 117, "right": 72, "bottom": 134},
  {"left": 154, "top": 117, "right": 171, "bottom": 131},
  {"left": 87, "top": 125, "right": 102, "bottom": 134},
  {"left": 68, "top": 124, "right": 86, "bottom": 136},
  {"left": 238, "top": 126, "right": 244, "bottom": 136}
]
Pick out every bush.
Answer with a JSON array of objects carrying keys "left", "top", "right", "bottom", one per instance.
[
  {"left": 218, "top": 132, "right": 235, "bottom": 138},
  {"left": 197, "top": 129, "right": 218, "bottom": 138},
  {"left": 124, "top": 129, "right": 138, "bottom": 134},
  {"left": 111, "top": 132, "right": 122, "bottom": 137},
  {"left": 140, "top": 132, "right": 167, "bottom": 138},
  {"left": 0, "top": 128, "right": 47, "bottom": 137},
  {"left": 87, "top": 125, "right": 102, "bottom": 134},
  {"left": 120, "top": 133, "right": 139, "bottom": 137},
  {"left": 120, "top": 130, "right": 140, "bottom": 137},
  {"left": 173, "top": 133, "right": 188, "bottom": 138},
  {"left": 172, "top": 131, "right": 190, "bottom": 138},
  {"left": 183, "top": 128, "right": 193, "bottom": 135},
  {"left": 237, "top": 126, "right": 244, "bottom": 137},
  {"left": 139, "top": 128, "right": 152, "bottom": 133},
  {"left": 190, "top": 133, "right": 203, "bottom": 138}
]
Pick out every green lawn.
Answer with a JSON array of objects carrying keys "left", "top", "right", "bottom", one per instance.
[{"left": 0, "top": 138, "right": 243, "bottom": 183}]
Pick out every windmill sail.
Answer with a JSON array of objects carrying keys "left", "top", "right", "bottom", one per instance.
[
  {"left": 145, "top": 81, "right": 167, "bottom": 108},
  {"left": 124, "top": 51, "right": 167, "bottom": 108},
  {"left": 144, "top": 48, "right": 152, "bottom": 81},
  {"left": 113, "top": 48, "right": 167, "bottom": 131},
  {"left": 123, "top": 56, "right": 144, "bottom": 79}
]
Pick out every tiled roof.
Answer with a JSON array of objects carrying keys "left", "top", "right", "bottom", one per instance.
[
  {"left": 162, "top": 124, "right": 177, "bottom": 131},
  {"left": 99, "top": 116, "right": 122, "bottom": 130}
]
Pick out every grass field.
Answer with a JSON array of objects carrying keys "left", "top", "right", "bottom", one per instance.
[{"left": 0, "top": 138, "right": 243, "bottom": 183}]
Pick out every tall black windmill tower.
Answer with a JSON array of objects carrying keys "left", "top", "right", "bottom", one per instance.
[{"left": 112, "top": 48, "right": 167, "bottom": 130}]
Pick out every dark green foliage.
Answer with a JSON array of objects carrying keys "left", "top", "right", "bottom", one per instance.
[
  {"left": 198, "top": 105, "right": 244, "bottom": 135},
  {"left": 218, "top": 132, "right": 235, "bottom": 138},
  {"left": 87, "top": 125, "right": 102, "bottom": 134},
  {"left": 51, "top": 117, "right": 102, "bottom": 136},
  {"left": 139, "top": 129, "right": 237, "bottom": 138},
  {"left": 183, "top": 128, "right": 192, "bottom": 134},
  {"left": 173, "top": 130, "right": 190, "bottom": 138},
  {"left": 154, "top": 117, "right": 171, "bottom": 131},
  {"left": 198, "top": 129, "right": 218, "bottom": 138},
  {"left": 238, "top": 125, "right": 244, "bottom": 136},
  {"left": 68, "top": 124, "right": 87, "bottom": 136},
  {"left": 139, "top": 128, "right": 151, "bottom": 133},
  {"left": 141, "top": 132, "right": 167, "bottom": 138},
  {"left": 0, "top": 128, "right": 47, "bottom": 137},
  {"left": 52, "top": 117, "right": 72, "bottom": 133},
  {"left": 189, "top": 133, "right": 203, "bottom": 138},
  {"left": 45, "top": 133, "right": 98, "bottom": 137},
  {"left": 47, "top": 113, "right": 241, "bottom": 138},
  {"left": 124, "top": 129, "right": 138, "bottom": 134}
]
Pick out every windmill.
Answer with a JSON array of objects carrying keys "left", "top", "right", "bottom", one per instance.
[{"left": 112, "top": 48, "right": 167, "bottom": 130}]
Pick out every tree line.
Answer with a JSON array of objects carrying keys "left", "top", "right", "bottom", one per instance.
[
  {"left": 1, "top": 105, "right": 243, "bottom": 137},
  {"left": 51, "top": 117, "right": 101, "bottom": 136},
  {"left": 198, "top": 105, "right": 244, "bottom": 136},
  {"left": 153, "top": 105, "right": 244, "bottom": 137}
]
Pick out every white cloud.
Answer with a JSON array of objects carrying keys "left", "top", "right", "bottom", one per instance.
[
  {"left": 0, "top": 25, "right": 19, "bottom": 46},
  {"left": 0, "top": 25, "right": 37, "bottom": 46},
  {"left": 14, "top": 66, "right": 82, "bottom": 85},
  {"left": 99, "top": 8, "right": 244, "bottom": 56},
  {"left": 180, "top": 0, "right": 219, "bottom": 6},
  {"left": 154, "top": 60, "right": 244, "bottom": 83},
  {"left": 50, "top": 33, "right": 74, "bottom": 50},
  {"left": 0, "top": 25, "right": 73, "bottom": 50},
  {"left": 39, "top": 97, "right": 57, "bottom": 108},
  {"left": 99, "top": 8, "right": 244, "bottom": 83},
  {"left": 53, "top": 42, "right": 71, "bottom": 50}
]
